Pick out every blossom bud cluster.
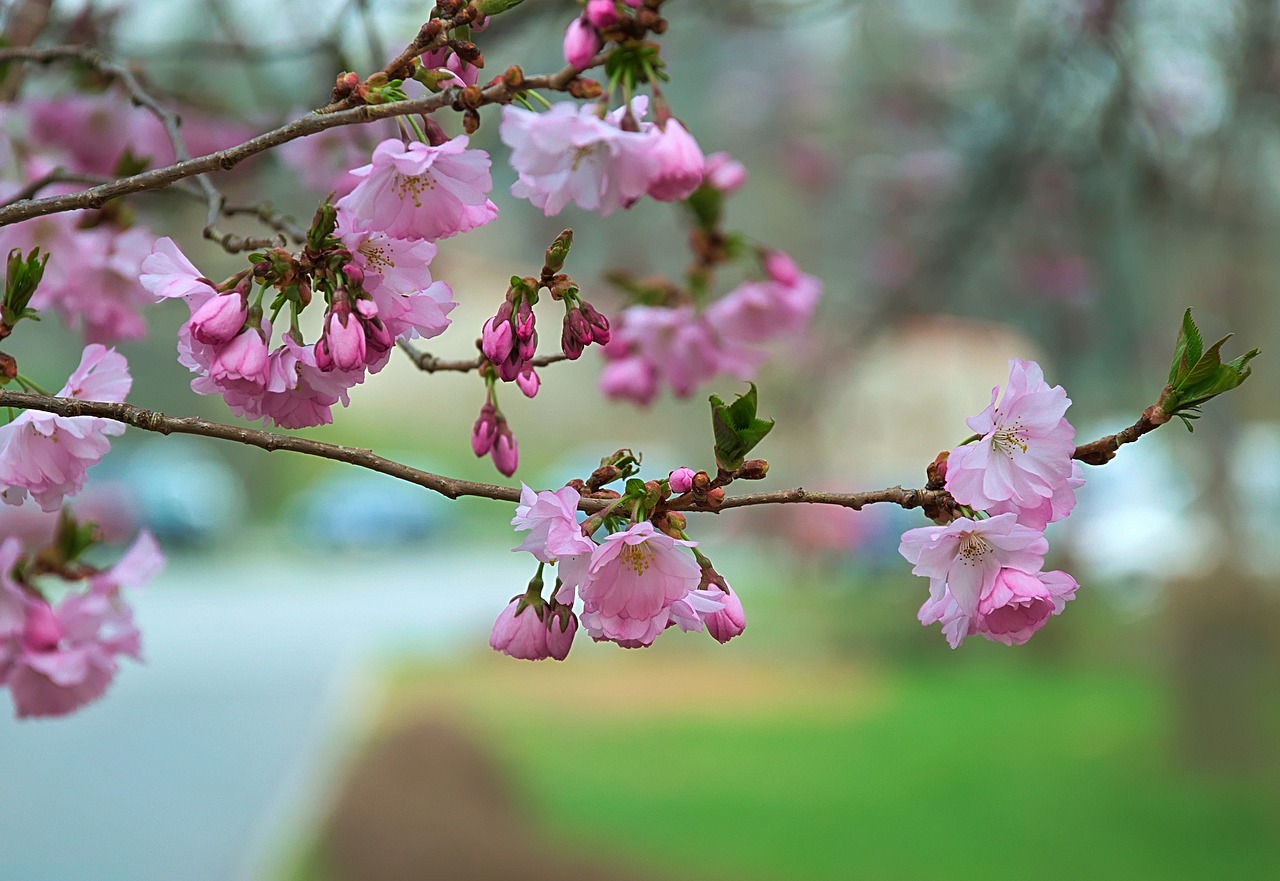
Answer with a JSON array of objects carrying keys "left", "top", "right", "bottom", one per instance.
[
  {"left": 0, "top": 521, "right": 164, "bottom": 718},
  {"left": 491, "top": 483, "right": 746, "bottom": 661},
  {"left": 899, "top": 360, "right": 1083, "bottom": 648},
  {"left": 141, "top": 134, "right": 500, "bottom": 428},
  {"left": 471, "top": 399, "right": 519, "bottom": 477}
]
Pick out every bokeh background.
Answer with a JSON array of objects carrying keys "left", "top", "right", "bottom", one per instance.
[{"left": 1, "top": 1, "right": 1278, "bottom": 880}]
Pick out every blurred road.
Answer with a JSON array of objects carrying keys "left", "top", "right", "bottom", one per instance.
[{"left": 0, "top": 545, "right": 524, "bottom": 881}]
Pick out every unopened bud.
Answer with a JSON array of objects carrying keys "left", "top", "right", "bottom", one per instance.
[
  {"left": 503, "top": 65, "right": 525, "bottom": 88},
  {"left": 738, "top": 459, "right": 769, "bottom": 480},
  {"left": 459, "top": 85, "right": 484, "bottom": 109},
  {"left": 449, "top": 40, "right": 482, "bottom": 64},
  {"left": 462, "top": 108, "right": 481, "bottom": 134},
  {"left": 567, "top": 77, "right": 602, "bottom": 99},
  {"left": 704, "top": 487, "right": 725, "bottom": 508},
  {"left": 0, "top": 351, "right": 16, "bottom": 382},
  {"left": 926, "top": 450, "right": 949, "bottom": 489},
  {"left": 543, "top": 229, "right": 573, "bottom": 274}
]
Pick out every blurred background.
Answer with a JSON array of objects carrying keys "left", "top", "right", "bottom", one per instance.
[{"left": 1, "top": 0, "right": 1278, "bottom": 879}]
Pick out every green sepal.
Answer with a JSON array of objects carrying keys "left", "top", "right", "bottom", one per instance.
[
  {"left": 709, "top": 383, "right": 774, "bottom": 471},
  {"left": 624, "top": 477, "right": 647, "bottom": 499},
  {"left": 474, "top": 0, "right": 525, "bottom": 15}
]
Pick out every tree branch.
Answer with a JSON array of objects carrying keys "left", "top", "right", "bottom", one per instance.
[
  {"left": 0, "top": 55, "right": 590, "bottom": 229},
  {"left": 0, "top": 387, "right": 1172, "bottom": 517},
  {"left": 396, "top": 339, "right": 570, "bottom": 374}
]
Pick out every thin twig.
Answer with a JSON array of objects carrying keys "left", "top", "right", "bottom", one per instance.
[{"left": 396, "top": 339, "right": 570, "bottom": 374}]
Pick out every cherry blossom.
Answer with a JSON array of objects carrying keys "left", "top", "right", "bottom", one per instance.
[
  {"left": 335, "top": 136, "right": 498, "bottom": 242},
  {"left": 0, "top": 345, "right": 131, "bottom": 512},
  {"left": 489, "top": 597, "right": 552, "bottom": 661},
  {"left": 917, "top": 566, "right": 1078, "bottom": 648},
  {"left": 945, "top": 359, "right": 1076, "bottom": 512},
  {"left": 511, "top": 484, "right": 595, "bottom": 564}
]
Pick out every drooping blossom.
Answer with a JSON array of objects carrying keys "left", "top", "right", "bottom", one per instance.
[
  {"left": 511, "top": 484, "right": 595, "bottom": 564},
  {"left": 500, "top": 100, "right": 657, "bottom": 217},
  {"left": 646, "top": 120, "right": 705, "bottom": 202},
  {"left": 945, "top": 359, "right": 1076, "bottom": 513},
  {"left": 704, "top": 257, "right": 822, "bottom": 348},
  {"left": 898, "top": 513, "right": 1048, "bottom": 628},
  {"left": 489, "top": 597, "right": 552, "bottom": 661},
  {"left": 139, "top": 237, "right": 217, "bottom": 303},
  {"left": 335, "top": 136, "right": 498, "bottom": 242},
  {"left": 0, "top": 345, "right": 131, "bottom": 512},
  {"left": 572, "top": 521, "right": 703, "bottom": 647},
  {"left": 545, "top": 603, "right": 578, "bottom": 660},
  {"left": 599, "top": 305, "right": 725, "bottom": 405},
  {"left": 0, "top": 531, "right": 163, "bottom": 718},
  {"left": 336, "top": 223, "right": 455, "bottom": 343},
  {"left": 918, "top": 566, "right": 1078, "bottom": 649},
  {"left": 702, "top": 584, "right": 746, "bottom": 643}
]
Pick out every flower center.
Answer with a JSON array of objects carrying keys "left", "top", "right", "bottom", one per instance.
[
  {"left": 990, "top": 420, "right": 1028, "bottom": 457},
  {"left": 394, "top": 172, "right": 436, "bottom": 208},
  {"left": 571, "top": 145, "right": 598, "bottom": 171},
  {"left": 358, "top": 241, "right": 394, "bottom": 273},
  {"left": 621, "top": 543, "right": 654, "bottom": 575},
  {"left": 957, "top": 531, "right": 991, "bottom": 565}
]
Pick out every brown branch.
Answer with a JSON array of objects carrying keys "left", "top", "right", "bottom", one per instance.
[
  {"left": 0, "top": 61, "right": 588, "bottom": 230},
  {"left": 396, "top": 339, "right": 570, "bottom": 374},
  {"left": 1071, "top": 384, "right": 1173, "bottom": 465},
  {"left": 0, "top": 387, "right": 1173, "bottom": 519}
]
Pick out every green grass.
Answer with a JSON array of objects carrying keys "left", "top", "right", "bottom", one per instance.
[{"left": 462, "top": 660, "right": 1280, "bottom": 881}]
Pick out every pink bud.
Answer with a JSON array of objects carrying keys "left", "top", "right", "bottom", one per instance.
[
  {"left": 323, "top": 309, "right": 366, "bottom": 372},
  {"left": 705, "top": 587, "right": 746, "bottom": 643},
  {"left": 585, "top": 0, "right": 619, "bottom": 28},
  {"left": 515, "top": 301, "right": 536, "bottom": 341},
  {"left": 343, "top": 263, "right": 365, "bottom": 289},
  {"left": 668, "top": 467, "right": 696, "bottom": 494},
  {"left": 704, "top": 151, "right": 747, "bottom": 194},
  {"left": 581, "top": 301, "right": 611, "bottom": 345},
  {"left": 492, "top": 419, "right": 519, "bottom": 477},
  {"left": 471, "top": 403, "right": 498, "bottom": 456},
  {"left": 517, "top": 330, "right": 538, "bottom": 363},
  {"left": 563, "top": 18, "right": 602, "bottom": 69},
  {"left": 489, "top": 597, "right": 550, "bottom": 660},
  {"left": 561, "top": 320, "right": 584, "bottom": 360},
  {"left": 763, "top": 250, "right": 801, "bottom": 286},
  {"left": 364, "top": 316, "right": 394, "bottom": 354},
  {"left": 516, "top": 366, "right": 540, "bottom": 398},
  {"left": 546, "top": 606, "right": 578, "bottom": 661},
  {"left": 481, "top": 316, "right": 514, "bottom": 364},
  {"left": 187, "top": 293, "right": 248, "bottom": 346},
  {"left": 22, "top": 599, "right": 62, "bottom": 652}
]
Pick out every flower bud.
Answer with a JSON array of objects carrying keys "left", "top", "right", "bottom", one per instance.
[
  {"left": 543, "top": 229, "right": 573, "bottom": 275},
  {"left": 585, "top": 0, "right": 619, "bottom": 27},
  {"left": 492, "top": 418, "right": 518, "bottom": 476},
  {"left": 563, "top": 17, "right": 602, "bottom": 69},
  {"left": 187, "top": 292, "right": 248, "bottom": 346},
  {"left": 489, "top": 596, "right": 550, "bottom": 660},
  {"left": 481, "top": 315, "right": 514, "bottom": 363},
  {"left": 580, "top": 301, "right": 610, "bottom": 345},
  {"left": 471, "top": 402, "right": 498, "bottom": 456},
  {"left": 516, "top": 366, "right": 540, "bottom": 398},
  {"left": 704, "top": 587, "right": 746, "bottom": 643},
  {"left": 546, "top": 603, "right": 578, "bottom": 660},
  {"left": 668, "top": 467, "right": 696, "bottom": 494},
  {"left": 738, "top": 459, "right": 769, "bottom": 480},
  {"left": 704, "top": 151, "right": 747, "bottom": 194}
]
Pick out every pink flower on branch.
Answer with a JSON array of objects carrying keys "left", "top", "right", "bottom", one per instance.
[
  {"left": 0, "top": 345, "right": 131, "bottom": 512},
  {"left": 945, "top": 359, "right": 1076, "bottom": 513},
  {"left": 511, "top": 484, "right": 595, "bottom": 564},
  {"left": 917, "top": 566, "right": 1079, "bottom": 648},
  {"left": 336, "top": 137, "right": 498, "bottom": 242}
]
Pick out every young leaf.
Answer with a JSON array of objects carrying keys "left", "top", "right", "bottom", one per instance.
[
  {"left": 1168, "top": 308, "right": 1204, "bottom": 385},
  {"left": 709, "top": 383, "right": 775, "bottom": 471}
]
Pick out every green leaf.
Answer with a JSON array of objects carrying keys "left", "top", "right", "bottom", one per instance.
[
  {"left": 710, "top": 383, "right": 775, "bottom": 470},
  {"left": 1168, "top": 309, "right": 1204, "bottom": 385},
  {"left": 624, "top": 478, "right": 647, "bottom": 499}
]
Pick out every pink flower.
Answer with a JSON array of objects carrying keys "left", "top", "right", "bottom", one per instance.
[
  {"left": 337, "top": 222, "right": 450, "bottom": 339},
  {"left": 706, "top": 583, "right": 747, "bottom": 640},
  {"left": 316, "top": 301, "right": 367, "bottom": 372},
  {"left": 898, "top": 513, "right": 1048, "bottom": 625},
  {"left": 945, "top": 359, "right": 1076, "bottom": 512},
  {"left": 986, "top": 461, "right": 1085, "bottom": 530},
  {"left": 252, "top": 336, "right": 364, "bottom": 429},
  {"left": 575, "top": 521, "right": 702, "bottom": 646},
  {"left": 210, "top": 325, "right": 271, "bottom": 386},
  {"left": 704, "top": 266, "right": 822, "bottom": 347},
  {"left": 139, "top": 237, "right": 217, "bottom": 304},
  {"left": 647, "top": 120, "right": 705, "bottom": 202},
  {"left": 336, "top": 136, "right": 498, "bottom": 241},
  {"left": 918, "top": 566, "right": 1078, "bottom": 648},
  {"left": 511, "top": 484, "right": 595, "bottom": 564},
  {"left": 599, "top": 305, "right": 723, "bottom": 403},
  {"left": 420, "top": 48, "right": 480, "bottom": 87},
  {"left": 500, "top": 100, "right": 658, "bottom": 217},
  {"left": 599, "top": 355, "right": 659, "bottom": 405},
  {"left": 0, "top": 531, "right": 162, "bottom": 718},
  {"left": 0, "top": 538, "right": 25, "bottom": 638},
  {"left": 488, "top": 597, "right": 551, "bottom": 661},
  {"left": 668, "top": 467, "right": 696, "bottom": 494},
  {"left": 703, "top": 151, "right": 747, "bottom": 194},
  {"left": 0, "top": 345, "right": 131, "bottom": 512}
]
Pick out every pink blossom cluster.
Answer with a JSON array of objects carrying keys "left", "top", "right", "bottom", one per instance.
[
  {"left": 0, "top": 530, "right": 163, "bottom": 718},
  {"left": 899, "top": 359, "right": 1083, "bottom": 647},
  {"left": 0, "top": 345, "right": 132, "bottom": 512},
  {"left": 600, "top": 252, "right": 822, "bottom": 405},
  {"left": 490, "top": 485, "right": 746, "bottom": 660},
  {"left": 499, "top": 97, "right": 705, "bottom": 217},
  {"left": 563, "top": 1, "right": 647, "bottom": 69}
]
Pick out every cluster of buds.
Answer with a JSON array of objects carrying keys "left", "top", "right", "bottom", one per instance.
[
  {"left": 481, "top": 278, "right": 540, "bottom": 392},
  {"left": 563, "top": 0, "right": 668, "bottom": 68}
]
